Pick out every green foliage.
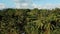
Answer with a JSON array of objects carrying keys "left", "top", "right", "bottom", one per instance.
[{"left": 0, "top": 8, "right": 60, "bottom": 34}]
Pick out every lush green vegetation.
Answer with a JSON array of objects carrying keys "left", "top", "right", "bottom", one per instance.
[{"left": 0, "top": 8, "right": 60, "bottom": 34}]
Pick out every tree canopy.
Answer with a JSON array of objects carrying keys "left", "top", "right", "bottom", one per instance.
[{"left": 0, "top": 8, "right": 60, "bottom": 34}]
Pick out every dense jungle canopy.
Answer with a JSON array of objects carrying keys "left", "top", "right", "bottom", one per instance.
[{"left": 0, "top": 8, "right": 60, "bottom": 34}]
